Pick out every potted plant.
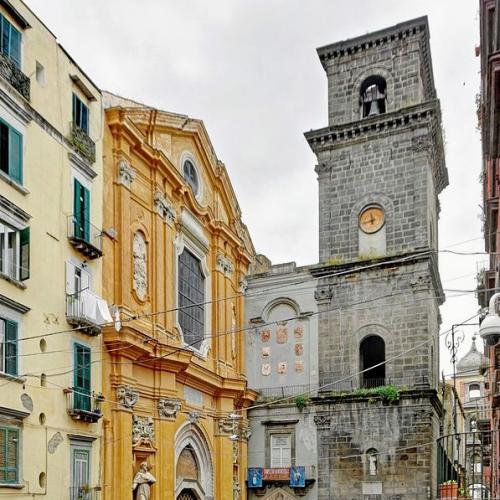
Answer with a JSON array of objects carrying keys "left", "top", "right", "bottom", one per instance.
[{"left": 439, "top": 480, "right": 458, "bottom": 498}]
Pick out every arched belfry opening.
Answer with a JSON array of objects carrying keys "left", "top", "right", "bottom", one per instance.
[
  {"left": 360, "top": 76, "right": 387, "bottom": 117},
  {"left": 360, "top": 335, "right": 385, "bottom": 388}
]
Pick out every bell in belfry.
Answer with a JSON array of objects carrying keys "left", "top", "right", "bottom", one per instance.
[{"left": 368, "top": 99, "right": 380, "bottom": 116}]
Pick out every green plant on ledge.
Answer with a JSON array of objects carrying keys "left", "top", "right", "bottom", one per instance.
[
  {"left": 328, "top": 385, "right": 401, "bottom": 404},
  {"left": 294, "top": 394, "right": 310, "bottom": 411}
]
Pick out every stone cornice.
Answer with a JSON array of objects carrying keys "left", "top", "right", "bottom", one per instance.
[
  {"left": 306, "top": 101, "right": 448, "bottom": 193},
  {"left": 0, "top": 293, "right": 30, "bottom": 314}
]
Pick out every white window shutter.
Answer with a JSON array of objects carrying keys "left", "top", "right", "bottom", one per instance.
[
  {"left": 81, "top": 267, "right": 91, "bottom": 292},
  {"left": 65, "top": 261, "right": 76, "bottom": 294}
]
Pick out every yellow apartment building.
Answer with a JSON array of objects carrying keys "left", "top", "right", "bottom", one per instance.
[
  {"left": 101, "top": 92, "right": 256, "bottom": 500},
  {"left": 0, "top": 1, "right": 109, "bottom": 498}
]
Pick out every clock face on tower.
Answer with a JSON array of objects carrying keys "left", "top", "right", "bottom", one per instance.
[{"left": 359, "top": 205, "right": 385, "bottom": 234}]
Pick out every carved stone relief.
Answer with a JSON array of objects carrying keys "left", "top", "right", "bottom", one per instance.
[
  {"left": 48, "top": 432, "right": 64, "bottom": 454},
  {"left": 132, "top": 415, "right": 155, "bottom": 447},
  {"left": 276, "top": 326, "right": 288, "bottom": 344},
  {"left": 217, "top": 418, "right": 236, "bottom": 434},
  {"left": 116, "top": 386, "right": 139, "bottom": 409},
  {"left": 188, "top": 411, "right": 200, "bottom": 424},
  {"left": 118, "top": 159, "right": 136, "bottom": 189},
  {"left": 133, "top": 232, "right": 148, "bottom": 301},
  {"left": 158, "top": 397, "right": 181, "bottom": 418},
  {"left": 216, "top": 253, "right": 234, "bottom": 277},
  {"left": 154, "top": 188, "right": 176, "bottom": 224},
  {"left": 314, "top": 414, "right": 331, "bottom": 428}
]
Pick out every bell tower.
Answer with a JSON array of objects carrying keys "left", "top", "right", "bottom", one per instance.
[{"left": 305, "top": 17, "right": 448, "bottom": 499}]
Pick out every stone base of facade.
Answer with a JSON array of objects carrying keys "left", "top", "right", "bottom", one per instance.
[{"left": 313, "top": 390, "right": 441, "bottom": 500}]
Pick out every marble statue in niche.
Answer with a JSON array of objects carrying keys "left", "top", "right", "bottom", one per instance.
[
  {"left": 133, "top": 462, "right": 156, "bottom": 500},
  {"left": 133, "top": 232, "right": 148, "bottom": 301}
]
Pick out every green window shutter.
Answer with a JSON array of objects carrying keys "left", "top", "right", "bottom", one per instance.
[
  {"left": 9, "top": 27, "right": 20, "bottom": 68},
  {"left": 8, "top": 126, "right": 22, "bottom": 184},
  {"left": 83, "top": 185, "right": 90, "bottom": 242},
  {"left": 73, "top": 179, "right": 83, "bottom": 239},
  {"left": 19, "top": 227, "right": 29, "bottom": 281},
  {"left": 5, "top": 320, "right": 17, "bottom": 376},
  {"left": 0, "top": 427, "right": 18, "bottom": 484},
  {"left": 74, "top": 344, "right": 91, "bottom": 411}
]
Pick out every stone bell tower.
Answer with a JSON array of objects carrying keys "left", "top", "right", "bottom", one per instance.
[{"left": 305, "top": 17, "right": 448, "bottom": 499}]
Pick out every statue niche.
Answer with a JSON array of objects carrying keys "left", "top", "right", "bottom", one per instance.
[{"left": 133, "top": 231, "right": 148, "bottom": 301}]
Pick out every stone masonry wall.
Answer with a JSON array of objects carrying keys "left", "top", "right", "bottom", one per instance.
[{"left": 314, "top": 393, "right": 439, "bottom": 499}]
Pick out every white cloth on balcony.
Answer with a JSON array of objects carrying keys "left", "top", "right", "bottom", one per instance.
[
  {"left": 96, "top": 298, "right": 112, "bottom": 325},
  {"left": 80, "top": 289, "right": 97, "bottom": 321}
]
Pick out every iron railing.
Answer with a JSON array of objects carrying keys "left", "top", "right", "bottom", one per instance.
[
  {"left": 437, "top": 430, "right": 499, "bottom": 499},
  {"left": 66, "top": 290, "right": 102, "bottom": 336},
  {"left": 69, "top": 122, "right": 96, "bottom": 163},
  {"left": 64, "top": 387, "right": 103, "bottom": 424},
  {"left": 67, "top": 214, "right": 103, "bottom": 259},
  {"left": 0, "top": 52, "right": 29, "bottom": 100},
  {"left": 257, "top": 376, "right": 430, "bottom": 401},
  {"left": 69, "top": 486, "right": 100, "bottom": 500}
]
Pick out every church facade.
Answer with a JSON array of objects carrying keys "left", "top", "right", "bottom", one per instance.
[{"left": 246, "top": 16, "right": 448, "bottom": 500}]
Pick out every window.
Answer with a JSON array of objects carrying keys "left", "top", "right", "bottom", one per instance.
[
  {"left": 183, "top": 160, "right": 199, "bottom": 195},
  {"left": 0, "top": 221, "right": 29, "bottom": 281},
  {"left": 0, "top": 317, "right": 17, "bottom": 376},
  {"left": 178, "top": 249, "right": 205, "bottom": 350},
  {"left": 0, "top": 426, "right": 18, "bottom": 484},
  {"left": 360, "top": 335, "right": 385, "bottom": 388},
  {"left": 73, "top": 179, "right": 90, "bottom": 242},
  {"left": 270, "top": 434, "right": 291, "bottom": 467},
  {"left": 469, "top": 383, "right": 481, "bottom": 400},
  {"left": 0, "top": 118, "right": 23, "bottom": 184},
  {"left": 72, "top": 94, "right": 89, "bottom": 134},
  {"left": 71, "top": 446, "right": 90, "bottom": 500},
  {"left": 0, "top": 15, "right": 21, "bottom": 68},
  {"left": 74, "top": 344, "right": 91, "bottom": 412},
  {"left": 360, "top": 76, "right": 387, "bottom": 117}
]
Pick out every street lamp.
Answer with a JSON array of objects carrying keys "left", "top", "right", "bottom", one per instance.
[
  {"left": 446, "top": 325, "right": 465, "bottom": 436},
  {"left": 479, "top": 292, "right": 500, "bottom": 345}
]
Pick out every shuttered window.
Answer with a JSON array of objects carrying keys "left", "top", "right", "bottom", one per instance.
[
  {"left": 0, "top": 426, "right": 19, "bottom": 484},
  {"left": 0, "top": 14, "right": 21, "bottom": 68},
  {"left": 0, "top": 318, "right": 18, "bottom": 376},
  {"left": 74, "top": 344, "right": 91, "bottom": 412},
  {"left": 0, "top": 118, "right": 23, "bottom": 184},
  {"left": 0, "top": 221, "right": 29, "bottom": 282},
  {"left": 178, "top": 249, "right": 205, "bottom": 349},
  {"left": 72, "top": 94, "right": 89, "bottom": 134},
  {"left": 73, "top": 179, "right": 90, "bottom": 243}
]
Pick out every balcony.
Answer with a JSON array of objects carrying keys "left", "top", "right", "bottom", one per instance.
[
  {"left": 247, "top": 466, "right": 316, "bottom": 496},
  {"left": 64, "top": 387, "right": 103, "bottom": 424},
  {"left": 437, "top": 430, "right": 496, "bottom": 499},
  {"left": 69, "top": 122, "right": 96, "bottom": 164},
  {"left": 66, "top": 290, "right": 112, "bottom": 336},
  {"left": 69, "top": 486, "right": 101, "bottom": 500},
  {"left": 0, "top": 52, "right": 29, "bottom": 100},
  {"left": 67, "top": 215, "right": 103, "bottom": 259}
]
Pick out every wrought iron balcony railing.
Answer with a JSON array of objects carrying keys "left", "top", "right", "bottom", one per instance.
[
  {"left": 66, "top": 290, "right": 111, "bottom": 336},
  {"left": 69, "top": 486, "right": 100, "bottom": 500},
  {"left": 67, "top": 214, "right": 103, "bottom": 259},
  {"left": 64, "top": 387, "right": 103, "bottom": 424},
  {"left": 69, "top": 122, "right": 96, "bottom": 164},
  {"left": 0, "top": 52, "right": 29, "bottom": 100},
  {"left": 437, "top": 430, "right": 498, "bottom": 499}
]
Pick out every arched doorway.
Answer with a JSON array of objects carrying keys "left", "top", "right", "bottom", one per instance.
[
  {"left": 174, "top": 423, "right": 213, "bottom": 499},
  {"left": 360, "top": 335, "right": 385, "bottom": 388}
]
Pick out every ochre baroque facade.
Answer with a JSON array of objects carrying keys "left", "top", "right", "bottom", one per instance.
[{"left": 101, "top": 93, "right": 256, "bottom": 500}]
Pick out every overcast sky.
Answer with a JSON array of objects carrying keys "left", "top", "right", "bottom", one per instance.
[{"left": 25, "top": 0, "right": 483, "bottom": 375}]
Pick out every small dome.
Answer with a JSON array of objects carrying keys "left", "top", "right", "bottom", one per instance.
[{"left": 456, "top": 336, "right": 487, "bottom": 375}]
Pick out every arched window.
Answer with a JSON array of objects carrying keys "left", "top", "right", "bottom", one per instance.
[
  {"left": 360, "top": 335, "right": 385, "bottom": 388},
  {"left": 469, "top": 383, "right": 481, "bottom": 400},
  {"left": 176, "top": 445, "right": 199, "bottom": 481},
  {"left": 178, "top": 249, "right": 205, "bottom": 349},
  {"left": 183, "top": 159, "right": 199, "bottom": 195},
  {"left": 360, "top": 76, "right": 387, "bottom": 117}
]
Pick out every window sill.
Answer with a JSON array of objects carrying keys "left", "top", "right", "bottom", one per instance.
[
  {"left": 0, "top": 272, "right": 26, "bottom": 289},
  {"left": 0, "top": 170, "right": 29, "bottom": 195},
  {"left": 0, "top": 372, "right": 26, "bottom": 384},
  {"left": 0, "top": 483, "right": 24, "bottom": 489}
]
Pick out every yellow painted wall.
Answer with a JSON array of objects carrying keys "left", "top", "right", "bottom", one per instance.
[
  {"left": 0, "top": 1, "right": 104, "bottom": 498},
  {"left": 102, "top": 101, "right": 256, "bottom": 499}
]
